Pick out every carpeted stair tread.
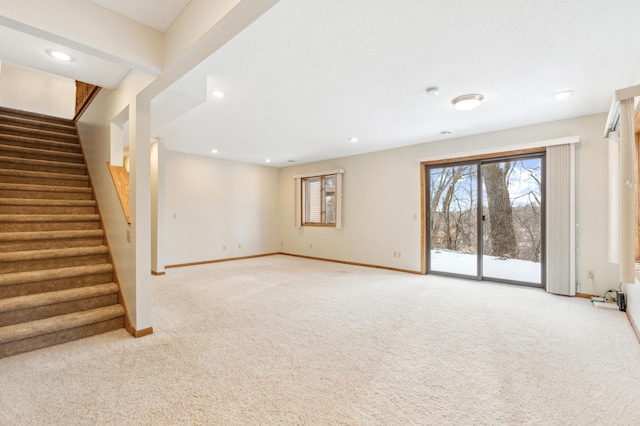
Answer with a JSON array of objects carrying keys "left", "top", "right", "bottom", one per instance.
[
  {"left": 0, "top": 106, "right": 74, "bottom": 127},
  {"left": 0, "top": 198, "right": 95, "bottom": 207},
  {"left": 0, "top": 229, "right": 103, "bottom": 242},
  {"left": 0, "top": 245, "right": 107, "bottom": 263},
  {"left": 0, "top": 124, "right": 79, "bottom": 143},
  {"left": 0, "top": 283, "right": 118, "bottom": 314},
  {"left": 0, "top": 213, "right": 98, "bottom": 223},
  {"left": 0, "top": 143, "right": 83, "bottom": 162},
  {"left": 0, "top": 155, "right": 86, "bottom": 173},
  {"left": 0, "top": 115, "right": 77, "bottom": 135},
  {"left": 0, "top": 182, "right": 92, "bottom": 194},
  {"left": 0, "top": 304, "right": 124, "bottom": 344},
  {"left": 0, "top": 169, "right": 89, "bottom": 184},
  {"left": 0, "top": 263, "right": 113, "bottom": 287},
  {"left": 0, "top": 133, "right": 81, "bottom": 153}
]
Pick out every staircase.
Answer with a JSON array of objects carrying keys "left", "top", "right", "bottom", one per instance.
[{"left": 0, "top": 106, "right": 125, "bottom": 358}]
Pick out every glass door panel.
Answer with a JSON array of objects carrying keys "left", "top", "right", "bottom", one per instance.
[
  {"left": 481, "top": 158, "right": 543, "bottom": 285},
  {"left": 429, "top": 164, "right": 478, "bottom": 277}
]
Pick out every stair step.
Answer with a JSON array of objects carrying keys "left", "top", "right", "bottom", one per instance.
[
  {"left": 0, "top": 182, "right": 93, "bottom": 200},
  {"left": 0, "top": 263, "right": 114, "bottom": 298},
  {"left": 0, "top": 123, "right": 79, "bottom": 144},
  {"left": 0, "top": 168, "right": 89, "bottom": 187},
  {"left": 0, "top": 213, "right": 100, "bottom": 232},
  {"left": 0, "top": 134, "right": 80, "bottom": 154},
  {"left": 0, "top": 114, "right": 77, "bottom": 135},
  {"left": 0, "top": 305, "right": 125, "bottom": 358},
  {"left": 0, "top": 283, "right": 119, "bottom": 327},
  {"left": 0, "top": 229, "right": 104, "bottom": 253},
  {"left": 0, "top": 143, "right": 84, "bottom": 164},
  {"left": 0, "top": 245, "right": 109, "bottom": 274},
  {"left": 0, "top": 198, "right": 95, "bottom": 215},
  {"left": 0, "top": 106, "right": 75, "bottom": 128},
  {"left": 0, "top": 155, "right": 86, "bottom": 175}
]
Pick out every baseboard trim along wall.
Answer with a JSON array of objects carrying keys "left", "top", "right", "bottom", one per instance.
[
  {"left": 627, "top": 311, "right": 640, "bottom": 344},
  {"left": 281, "top": 253, "right": 423, "bottom": 275},
  {"left": 165, "top": 253, "right": 280, "bottom": 269}
]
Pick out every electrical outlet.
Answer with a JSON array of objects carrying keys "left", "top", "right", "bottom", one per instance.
[
  {"left": 126, "top": 228, "right": 131, "bottom": 243},
  {"left": 310, "top": 244, "right": 313, "bottom": 249},
  {"left": 238, "top": 244, "right": 242, "bottom": 249},
  {"left": 223, "top": 245, "right": 226, "bottom": 251},
  {"left": 587, "top": 270, "right": 594, "bottom": 279}
]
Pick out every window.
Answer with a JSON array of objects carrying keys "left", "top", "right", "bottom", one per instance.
[
  {"left": 294, "top": 169, "right": 343, "bottom": 228},
  {"left": 302, "top": 174, "right": 336, "bottom": 226}
]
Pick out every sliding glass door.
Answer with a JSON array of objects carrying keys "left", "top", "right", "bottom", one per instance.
[
  {"left": 427, "top": 154, "right": 544, "bottom": 287},
  {"left": 428, "top": 163, "right": 479, "bottom": 277}
]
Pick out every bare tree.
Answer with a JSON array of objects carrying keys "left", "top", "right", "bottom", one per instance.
[{"left": 483, "top": 162, "right": 517, "bottom": 258}]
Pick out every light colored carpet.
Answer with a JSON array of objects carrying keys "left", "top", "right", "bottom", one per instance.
[{"left": 1, "top": 254, "right": 639, "bottom": 425}]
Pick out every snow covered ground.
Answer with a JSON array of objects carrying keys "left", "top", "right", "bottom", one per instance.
[{"left": 431, "top": 249, "right": 541, "bottom": 283}]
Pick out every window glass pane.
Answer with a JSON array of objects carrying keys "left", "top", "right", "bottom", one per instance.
[
  {"left": 324, "top": 175, "right": 336, "bottom": 224},
  {"left": 305, "top": 178, "right": 322, "bottom": 223}
]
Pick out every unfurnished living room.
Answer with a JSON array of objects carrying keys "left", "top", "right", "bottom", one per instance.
[{"left": 1, "top": 0, "right": 640, "bottom": 424}]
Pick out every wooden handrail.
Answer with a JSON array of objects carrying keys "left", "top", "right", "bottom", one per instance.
[{"left": 107, "top": 162, "right": 131, "bottom": 224}]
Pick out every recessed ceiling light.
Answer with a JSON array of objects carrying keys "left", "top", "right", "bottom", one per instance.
[
  {"left": 211, "top": 90, "right": 226, "bottom": 98},
  {"left": 348, "top": 137, "right": 358, "bottom": 143},
  {"left": 264, "top": 158, "right": 271, "bottom": 163},
  {"left": 210, "top": 149, "right": 218, "bottom": 154},
  {"left": 47, "top": 50, "right": 73, "bottom": 62},
  {"left": 552, "top": 90, "right": 574, "bottom": 100},
  {"left": 451, "top": 94, "right": 484, "bottom": 111}
]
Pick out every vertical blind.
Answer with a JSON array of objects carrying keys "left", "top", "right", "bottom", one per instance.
[{"left": 546, "top": 143, "right": 576, "bottom": 295}]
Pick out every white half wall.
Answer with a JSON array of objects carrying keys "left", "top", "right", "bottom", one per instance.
[
  {"left": 0, "top": 62, "right": 74, "bottom": 118},
  {"left": 76, "top": 71, "right": 155, "bottom": 331},
  {"left": 164, "top": 151, "right": 280, "bottom": 266},
  {"left": 278, "top": 113, "right": 619, "bottom": 295}
]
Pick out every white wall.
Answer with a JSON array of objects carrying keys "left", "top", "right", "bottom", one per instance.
[
  {"left": 164, "top": 151, "right": 280, "bottom": 266},
  {"left": 278, "top": 113, "right": 618, "bottom": 296},
  {"left": 76, "top": 71, "right": 155, "bottom": 331},
  {"left": 0, "top": 62, "right": 74, "bottom": 118}
]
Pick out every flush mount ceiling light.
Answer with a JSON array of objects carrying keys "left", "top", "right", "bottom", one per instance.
[
  {"left": 47, "top": 50, "right": 73, "bottom": 62},
  {"left": 211, "top": 90, "right": 226, "bottom": 98},
  {"left": 348, "top": 137, "right": 358, "bottom": 143},
  {"left": 264, "top": 158, "right": 271, "bottom": 163},
  {"left": 210, "top": 149, "right": 218, "bottom": 154},
  {"left": 552, "top": 90, "right": 574, "bottom": 100},
  {"left": 451, "top": 94, "right": 484, "bottom": 111}
]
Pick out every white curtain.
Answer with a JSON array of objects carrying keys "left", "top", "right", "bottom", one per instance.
[{"left": 546, "top": 144, "right": 576, "bottom": 295}]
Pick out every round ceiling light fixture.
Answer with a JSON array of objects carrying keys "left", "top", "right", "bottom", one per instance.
[
  {"left": 552, "top": 90, "right": 574, "bottom": 100},
  {"left": 451, "top": 94, "right": 484, "bottom": 111},
  {"left": 348, "top": 137, "right": 358, "bottom": 143},
  {"left": 211, "top": 90, "right": 226, "bottom": 98},
  {"left": 47, "top": 50, "right": 74, "bottom": 62}
]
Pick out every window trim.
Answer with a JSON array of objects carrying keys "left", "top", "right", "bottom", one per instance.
[{"left": 294, "top": 169, "right": 344, "bottom": 229}]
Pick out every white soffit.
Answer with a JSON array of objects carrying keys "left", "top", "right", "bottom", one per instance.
[{"left": 90, "top": 0, "right": 193, "bottom": 32}]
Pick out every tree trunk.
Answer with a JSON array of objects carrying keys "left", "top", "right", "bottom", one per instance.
[{"left": 483, "top": 163, "right": 517, "bottom": 258}]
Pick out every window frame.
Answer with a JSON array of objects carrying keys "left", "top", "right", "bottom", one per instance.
[{"left": 301, "top": 173, "right": 337, "bottom": 227}]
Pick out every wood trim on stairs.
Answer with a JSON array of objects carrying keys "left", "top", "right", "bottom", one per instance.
[{"left": 73, "top": 85, "right": 101, "bottom": 122}]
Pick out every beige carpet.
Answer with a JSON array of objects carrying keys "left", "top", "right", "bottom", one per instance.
[{"left": 1, "top": 254, "right": 639, "bottom": 425}]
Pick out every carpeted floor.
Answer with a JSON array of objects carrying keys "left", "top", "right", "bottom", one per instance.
[{"left": 1, "top": 254, "right": 639, "bottom": 425}]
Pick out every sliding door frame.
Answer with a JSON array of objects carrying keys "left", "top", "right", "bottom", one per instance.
[{"left": 421, "top": 147, "right": 546, "bottom": 288}]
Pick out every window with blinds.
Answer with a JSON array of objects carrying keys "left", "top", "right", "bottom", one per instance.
[{"left": 302, "top": 174, "right": 336, "bottom": 226}]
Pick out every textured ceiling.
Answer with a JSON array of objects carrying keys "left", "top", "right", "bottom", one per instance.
[
  {"left": 151, "top": 0, "right": 640, "bottom": 166},
  {"left": 90, "top": 0, "right": 192, "bottom": 32}
]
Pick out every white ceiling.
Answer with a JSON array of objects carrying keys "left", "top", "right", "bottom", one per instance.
[
  {"left": 90, "top": 0, "right": 192, "bottom": 32},
  {"left": 151, "top": 0, "right": 640, "bottom": 166},
  {"left": 2, "top": 0, "right": 640, "bottom": 167}
]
